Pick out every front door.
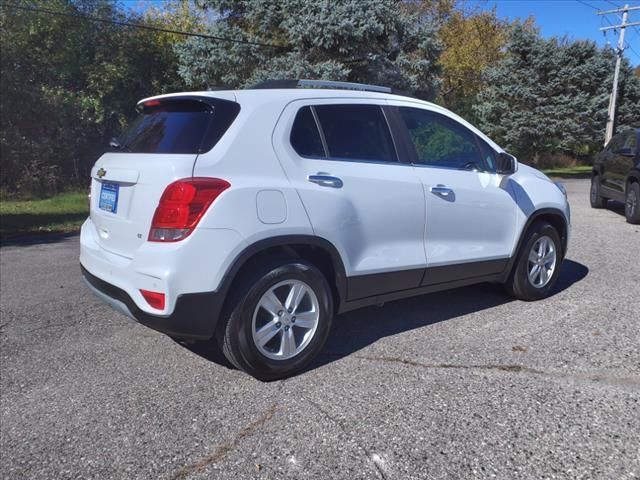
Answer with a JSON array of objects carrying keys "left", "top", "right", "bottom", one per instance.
[{"left": 390, "top": 105, "right": 517, "bottom": 282}]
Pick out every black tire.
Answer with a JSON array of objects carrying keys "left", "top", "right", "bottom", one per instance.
[
  {"left": 590, "top": 175, "right": 607, "bottom": 208},
  {"left": 625, "top": 182, "right": 640, "bottom": 224},
  {"left": 220, "top": 258, "right": 333, "bottom": 381},
  {"left": 505, "top": 222, "right": 563, "bottom": 301}
]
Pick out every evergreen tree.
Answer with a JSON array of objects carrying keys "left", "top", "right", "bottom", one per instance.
[
  {"left": 474, "top": 26, "right": 640, "bottom": 163},
  {"left": 175, "top": 0, "right": 442, "bottom": 99}
]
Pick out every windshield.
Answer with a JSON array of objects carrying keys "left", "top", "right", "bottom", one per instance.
[{"left": 115, "top": 98, "right": 240, "bottom": 154}]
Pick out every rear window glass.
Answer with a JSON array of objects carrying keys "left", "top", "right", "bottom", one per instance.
[
  {"left": 314, "top": 105, "right": 397, "bottom": 162},
  {"left": 116, "top": 98, "right": 240, "bottom": 154}
]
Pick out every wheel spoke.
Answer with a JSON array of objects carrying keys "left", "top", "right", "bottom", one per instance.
[
  {"left": 529, "top": 249, "right": 538, "bottom": 263},
  {"left": 539, "top": 266, "right": 548, "bottom": 286},
  {"left": 254, "top": 320, "right": 281, "bottom": 347},
  {"left": 285, "top": 283, "right": 307, "bottom": 313},
  {"left": 529, "top": 264, "right": 541, "bottom": 284},
  {"left": 293, "top": 310, "right": 317, "bottom": 329},
  {"left": 540, "top": 237, "right": 549, "bottom": 256},
  {"left": 280, "top": 328, "right": 296, "bottom": 357},
  {"left": 260, "top": 290, "right": 284, "bottom": 317}
]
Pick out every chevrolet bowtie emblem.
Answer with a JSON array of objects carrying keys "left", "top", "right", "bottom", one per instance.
[{"left": 97, "top": 168, "right": 107, "bottom": 179}]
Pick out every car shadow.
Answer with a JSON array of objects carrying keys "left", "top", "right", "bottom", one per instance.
[
  {"left": 0, "top": 231, "right": 80, "bottom": 247},
  {"left": 176, "top": 259, "right": 589, "bottom": 375},
  {"left": 605, "top": 200, "right": 626, "bottom": 217}
]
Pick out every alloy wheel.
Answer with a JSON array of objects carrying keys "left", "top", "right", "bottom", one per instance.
[
  {"left": 251, "top": 280, "right": 320, "bottom": 360},
  {"left": 527, "top": 235, "right": 557, "bottom": 288}
]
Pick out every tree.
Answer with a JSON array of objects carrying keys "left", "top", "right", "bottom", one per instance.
[
  {"left": 0, "top": 0, "right": 188, "bottom": 195},
  {"left": 175, "top": 0, "right": 442, "bottom": 100},
  {"left": 473, "top": 26, "right": 640, "bottom": 163},
  {"left": 437, "top": 7, "right": 511, "bottom": 119}
]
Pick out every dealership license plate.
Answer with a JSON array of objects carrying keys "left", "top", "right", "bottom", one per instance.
[{"left": 99, "top": 182, "right": 119, "bottom": 213}]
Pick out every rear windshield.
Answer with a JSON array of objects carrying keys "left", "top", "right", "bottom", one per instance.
[{"left": 115, "top": 98, "right": 240, "bottom": 154}]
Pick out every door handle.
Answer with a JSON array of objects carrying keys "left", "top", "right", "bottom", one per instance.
[
  {"left": 308, "top": 174, "right": 343, "bottom": 188},
  {"left": 430, "top": 185, "right": 453, "bottom": 197}
]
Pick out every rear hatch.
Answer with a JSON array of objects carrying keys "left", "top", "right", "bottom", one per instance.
[{"left": 89, "top": 94, "right": 240, "bottom": 258}]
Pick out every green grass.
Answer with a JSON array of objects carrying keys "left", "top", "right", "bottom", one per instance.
[
  {"left": 541, "top": 165, "right": 592, "bottom": 178},
  {"left": 0, "top": 191, "right": 88, "bottom": 238}
]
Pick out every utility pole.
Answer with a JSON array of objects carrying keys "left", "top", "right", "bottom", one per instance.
[{"left": 599, "top": 4, "right": 640, "bottom": 146}]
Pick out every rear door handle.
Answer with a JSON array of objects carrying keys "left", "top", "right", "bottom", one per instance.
[
  {"left": 308, "top": 174, "right": 343, "bottom": 188},
  {"left": 430, "top": 185, "right": 453, "bottom": 197}
]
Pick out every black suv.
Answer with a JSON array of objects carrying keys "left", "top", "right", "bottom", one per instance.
[{"left": 591, "top": 128, "right": 640, "bottom": 224}]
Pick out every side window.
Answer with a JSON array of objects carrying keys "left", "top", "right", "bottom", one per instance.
[
  {"left": 398, "top": 107, "right": 483, "bottom": 170},
  {"left": 290, "top": 107, "right": 325, "bottom": 158},
  {"left": 623, "top": 131, "right": 637, "bottom": 152},
  {"left": 314, "top": 105, "right": 397, "bottom": 162},
  {"left": 608, "top": 133, "right": 626, "bottom": 153},
  {"left": 477, "top": 138, "right": 497, "bottom": 172}
]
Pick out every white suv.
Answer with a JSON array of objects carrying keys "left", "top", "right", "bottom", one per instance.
[{"left": 80, "top": 80, "right": 570, "bottom": 380}]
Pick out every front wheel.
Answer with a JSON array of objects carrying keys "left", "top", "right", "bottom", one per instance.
[
  {"left": 590, "top": 175, "right": 607, "bottom": 208},
  {"left": 220, "top": 259, "right": 333, "bottom": 381},
  {"left": 505, "top": 222, "right": 563, "bottom": 301},
  {"left": 625, "top": 182, "right": 640, "bottom": 224}
]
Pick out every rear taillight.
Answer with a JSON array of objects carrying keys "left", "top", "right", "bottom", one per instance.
[{"left": 149, "top": 177, "right": 230, "bottom": 242}]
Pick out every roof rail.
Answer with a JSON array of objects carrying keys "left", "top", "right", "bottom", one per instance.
[{"left": 249, "top": 79, "right": 398, "bottom": 95}]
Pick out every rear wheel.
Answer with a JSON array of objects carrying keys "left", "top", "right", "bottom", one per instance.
[
  {"left": 220, "top": 259, "right": 333, "bottom": 381},
  {"left": 505, "top": 222, "right": 563, "bottom": 301},
  {"left": 590, "top": 175, "right": 607, "bottom": 208},
  {"left": 625, "top": 182, "right": 640, "bottom": 224}
]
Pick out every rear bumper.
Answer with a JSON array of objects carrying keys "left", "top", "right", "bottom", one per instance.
[{"left": 81, "top": 265, "right": 222, "bottom": 340}]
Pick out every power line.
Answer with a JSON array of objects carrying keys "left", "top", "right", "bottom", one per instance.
[
  {"left": 0, "top": 3, "right": 290, "bottom": 50},
  {"left": 626, "top": 39, "right": 640, "bottom": 59},
  {"left": 604, "top": 0, "right": 623, "bottom": 8},
  {"left": 577, "top": 0, "right": 600, "bottom": 10}
]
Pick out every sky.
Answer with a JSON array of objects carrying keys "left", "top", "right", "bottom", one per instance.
[{"left": 473, "top": 0, "right": 640, "bottom": 65}]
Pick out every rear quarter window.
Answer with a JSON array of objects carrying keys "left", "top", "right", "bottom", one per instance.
[
  {"left": 290, "top": 107, "right": 325, "bottom": 157},
  {"left": 117, "top": 98, "right": 240, "bottom": 154}
]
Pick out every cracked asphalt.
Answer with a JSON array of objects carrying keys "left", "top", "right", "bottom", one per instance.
[{"left": 1, "top": 179, "right": 639, "bottom": 480}]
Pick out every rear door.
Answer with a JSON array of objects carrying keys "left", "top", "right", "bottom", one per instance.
[
  {"left": 273, "top": 100, "right": 426, "bottom": 300},
  {"left": 390, "top": 104, "right": 517, "bottom": 277},
  {"left": 602, "top": 133, "right": 627, "bottom": 192},
  {"left": 610, "top": 131, "right": 638, "bottom": 192},
  {"left": 90, "top": 96, "right": 239, "bottom": 258}
]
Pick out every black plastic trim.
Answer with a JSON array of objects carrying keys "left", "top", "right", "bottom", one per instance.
[
  {"left": 383, "top": 106, "right": 416, "bottom": 164},
  {"left": 422, "top": 259, "right": 508, "bottom": 286},
  {"left": 347, "top": 268, "right": 424, "bottom": 301},
  {"left": 81, "top": 265, "right": 222, "bottom": 340},
  {"left": 345, "top": 258, "right": 509, "bottom": 303},
  {"left": 341, "top": 272, "right": 505, "bottom": 313}
]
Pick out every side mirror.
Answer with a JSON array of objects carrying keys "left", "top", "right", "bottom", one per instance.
[{"left": 496, "top": 152, "right": 517, "bottom": 175}]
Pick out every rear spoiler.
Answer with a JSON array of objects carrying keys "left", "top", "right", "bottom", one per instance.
[{"left": 136, "top": 91, "right": 237, "bottom": 110}]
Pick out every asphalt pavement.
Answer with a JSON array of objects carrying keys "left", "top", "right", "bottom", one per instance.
[{"left": 1, "top": 179, "right": 639, "bottom": 480}]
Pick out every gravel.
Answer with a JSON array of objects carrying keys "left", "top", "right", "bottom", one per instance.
[{"left": 1, "top": 179, "right": 639, "bottom": 480}]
